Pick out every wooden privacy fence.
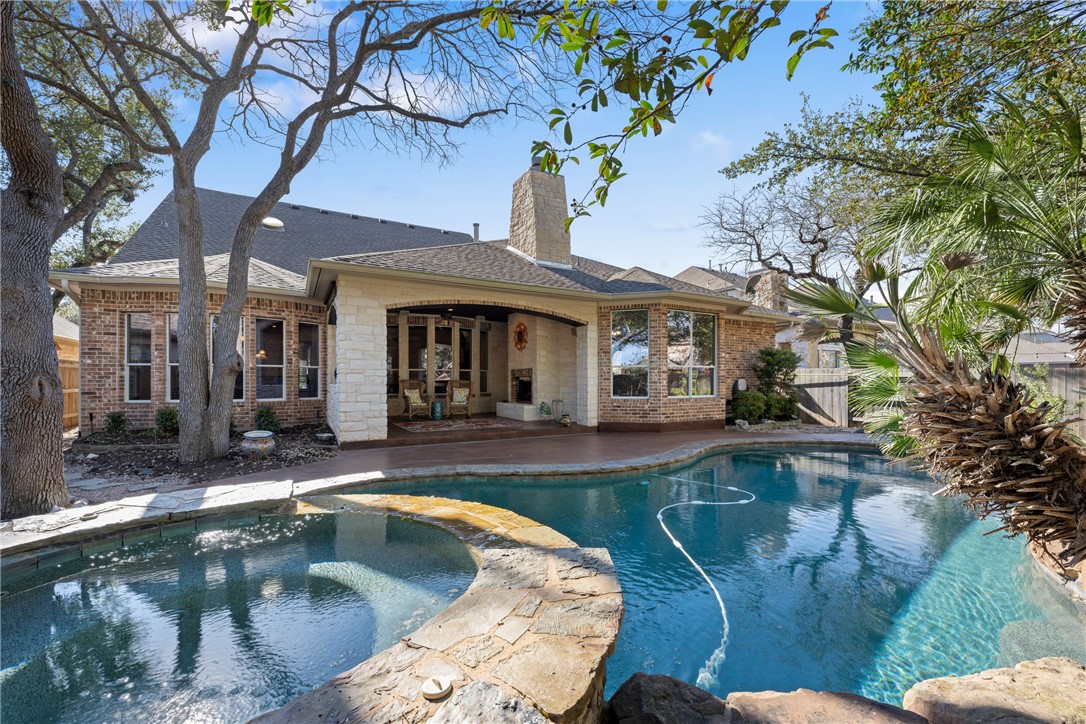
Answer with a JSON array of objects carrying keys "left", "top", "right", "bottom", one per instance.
[
  {"left": 1044, "top": 366, "right": 1086, "bottom": 440},
  {"left": 794, "top": 369, "right": 851, "bottom": 427},
  {"left": 59, "top": 360, "right": 79, "bottom": 429},
  {"left": 793, "top": 365, "right": 1086, "bottom": 436}
]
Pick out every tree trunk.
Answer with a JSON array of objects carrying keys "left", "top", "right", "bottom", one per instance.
[
  {"left": 1, "top": 1, "right": 68, "bottom": 518},
  {"left": 173, "top": 166, "right": 215, "bottom": 463}
]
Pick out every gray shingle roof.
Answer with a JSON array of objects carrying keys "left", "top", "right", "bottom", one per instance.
[
  {"left": 58, "top": 254, "right": 305, "bottom": 291},
  {"left": 110, "top": 187, "right": 474, "bottom": 276},
  {"left": 1009, "top": 333, "right": 1077, "bottom": 365},
  {"left": 326, "top": 243, "right": 744, "bottom": 299},
  {"left": 52, "top": 315, "right": 79, "bottom": 341}
]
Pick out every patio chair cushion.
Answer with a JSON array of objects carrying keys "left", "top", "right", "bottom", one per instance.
[
  {"left": 452, "top": 387, "right": 470, "bottom": 405},
  {"left": 404, "top": 388, "right": 424, "bottom": 406}
]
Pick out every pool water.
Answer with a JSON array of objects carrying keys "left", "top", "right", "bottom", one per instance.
[
  {"left": 0, "top": 514, "right": 475, "bottom": 723},
  {"left": 363, "top": 447, "right": 1085, "bottom": 704}
]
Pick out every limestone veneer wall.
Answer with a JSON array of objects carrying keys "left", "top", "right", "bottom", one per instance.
[
  {"left": 330, "top": 274, "right": 599, "bottom": 443},
  {"left": 78, "top": 287, "right": 326, "bottom": 431},
  {"left": 598, "top": 302, "right": 777, "bottom": 430}
]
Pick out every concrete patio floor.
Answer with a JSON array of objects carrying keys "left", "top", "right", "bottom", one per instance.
[{"left": 217, "top": 426, "right": 867, "bottom": 489}]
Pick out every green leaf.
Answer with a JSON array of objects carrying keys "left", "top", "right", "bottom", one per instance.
[
  {"left": 788, "top": 29, "right": 807, "bottom": 44},
  {"left": 786, "top": 52, "right": 801, "bottom": 79},
  {"left": 563, "top": 120, "right": 573, "bottom": 144}
]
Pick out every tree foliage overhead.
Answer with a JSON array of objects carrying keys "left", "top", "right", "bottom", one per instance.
[
  {"left": 515, "top": 0, "right": 836, "bottom": 221},
  {"left": 724, "top": 0, "right": 1086, "bottom": 189}
]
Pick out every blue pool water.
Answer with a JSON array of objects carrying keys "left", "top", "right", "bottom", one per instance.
[
  {"left": 363, "top": 446, "right": 1085, "bottom": 703},
  {"left": 0, "top": 514, "right": 475, "bottom": 723}
]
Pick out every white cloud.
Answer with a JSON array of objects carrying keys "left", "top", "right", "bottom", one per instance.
[{"left": 692, "top": 131, "right": 733, "bottom": 162}]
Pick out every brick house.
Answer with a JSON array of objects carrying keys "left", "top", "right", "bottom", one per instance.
[{"left": 50, "top": 163, "right": 788, "bottom": 445}]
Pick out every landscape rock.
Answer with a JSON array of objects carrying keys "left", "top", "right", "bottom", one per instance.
[
  {"left": 726, "top": 689, "right": 925, "bottom": 723},
  {"left": 429, "top": 680, "right": 547, "bottom": 724},
  {"left": 903, "top": 656, "right": 1086, "bottom": 724},
  {"left": 602, "top": 672, "right": 735, "bottom": 723}
]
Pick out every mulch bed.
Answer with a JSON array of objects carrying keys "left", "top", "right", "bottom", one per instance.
[{"left": 66, "top": 424, "right": 339, "bottom": 487}]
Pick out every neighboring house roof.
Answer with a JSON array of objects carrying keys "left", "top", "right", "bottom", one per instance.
[
  {"left": 325, "top": 242, "right": 753, "bottom": 303},
  {"left": 57, "top": 254, "right": 305, "bottom": 292},
  {"left": 674, "top": 266, "right": 747, "bottom": 295},
  {"left": 52, "top": 314, "right": 79, "bottom": 341},
  {"left": 1009, "top": 333, "right": 1077, "bottom": 365},
  {"left": 111, "top": 187, "right": 474, "bottom": 276}
]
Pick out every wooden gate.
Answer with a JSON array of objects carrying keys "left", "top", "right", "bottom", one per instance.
[
  {"left": 794, "top": 369, "right": 851, "bottom": 427},
  {"left": 59, "top": 360, "right": 79, "bottom": 429}
]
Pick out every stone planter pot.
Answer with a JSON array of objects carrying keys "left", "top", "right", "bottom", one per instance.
[{"left": 241, "top": 430, "right": 276, "bottom": 458}]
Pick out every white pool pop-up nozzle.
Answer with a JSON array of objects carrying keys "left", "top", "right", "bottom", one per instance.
[{"left": 421, "top": 677, "right": 453, "bottom": 701}]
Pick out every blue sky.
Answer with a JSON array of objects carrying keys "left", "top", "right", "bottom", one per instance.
[{"left": 127, "top": 1, "right": 881, "bottom": 277}]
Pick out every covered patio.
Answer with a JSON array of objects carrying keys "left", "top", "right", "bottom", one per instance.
[{"left": 381, "top": 301, "right": 593, "bottom": 426}]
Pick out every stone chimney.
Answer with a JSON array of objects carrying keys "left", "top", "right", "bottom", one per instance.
[
  {"left": 750, "top": 270, "right": 788, "bottom": 313},
  {"left": 508, "top": 159, "right": 571, "bottom": 266}
]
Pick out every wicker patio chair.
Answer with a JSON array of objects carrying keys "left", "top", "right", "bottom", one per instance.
[
  {"left": 401, "top": 380, "right": 430, "bottom": 419},
  {"left": 447, "top": 379, "right": 472, "bottom": 418}
]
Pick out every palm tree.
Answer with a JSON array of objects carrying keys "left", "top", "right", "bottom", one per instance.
[
  {"left": 874, "top": 89, "right": 1086, "bottom": 363},
  {"left": 790, "top": 255, "right": 1086, "bottom": 569}
]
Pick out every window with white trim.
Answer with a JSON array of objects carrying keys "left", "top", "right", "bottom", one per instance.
[
  {"left": 611, "top": 310, "right": 649, "bottom": 397},
  {"left": 298, "top": 322, "right": 320, "bottom": 399},
  {"left": 211, "top": 314, "right": 245, "bottom": 401},
  {"left": 667, "top": 310, "right": 716, "bottom": 397},
  {"left": 255, "top": 318, "right": 285, "bottom": 400},
  {"left": 126, "top": 313, "right": 152, "bottom": 401}
]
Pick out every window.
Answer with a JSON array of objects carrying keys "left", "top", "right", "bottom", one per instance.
[
  {"left": 407, "top": 324, "right": 427, "bottom": 387},
  {"left": 298, "top": 323, "right": 320, "bottom": 398},
  {"left": 255, "top": 318, "right": 285, "bottom": 400},
  {"left": 458, "top": 328, "right": 472, "bottom": 382},
  {"left": 387, "top": 324, "right": 400, "bottom": 394},
  {"left": 668, "top": 310, "right": 716, "bottom": 397},
  {"left": 479, "top": 330, "right": 489, "bottom": 393},
  {"left": 126, "top": 313, "right": 153, "bottom": 401},
  {"left": 434, "top": 326, "right": 453, "bottom": 396},
  {"left": 611, "top": 310, "right": 649, "bottom": 397},
  {"left": 167, "top": 314, "right": 181, "bottom": 401},
  {"left": 211, "top": 314, "right": 245, "bottom": 401}
]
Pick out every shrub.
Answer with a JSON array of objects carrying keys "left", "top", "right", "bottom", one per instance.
[
  {"left": 765, "top": 391, "right": 799, "bottom": 420},
  {"left": 104, "top": 411, "right": 128, "bottom": 436},
  {"left": 254, "top": 405, "right": 280, "bottom": 432},
  {"left": 155, "top": 407, "right": 180, "bottom": 436},
  {"left": 753, "top": 347, "right": 803, "bottom": 395},
  {"left": 733, "top": 390, "right": 766, "bottom": 422}
]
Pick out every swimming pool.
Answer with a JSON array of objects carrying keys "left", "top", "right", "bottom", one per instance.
[
  {"left": 362, "top": 446, "right": 1086, "bottom": 704},
  {"left": 0, "top": 513, "right": 475, "bottom": 723}
]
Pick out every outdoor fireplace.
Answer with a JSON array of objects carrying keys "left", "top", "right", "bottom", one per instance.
[{"left": 511, "top": 368, "right": 533, "bottom": 403}]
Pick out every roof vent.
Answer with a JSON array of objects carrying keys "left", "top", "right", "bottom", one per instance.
[
  {"left": 319, "top": 209, "right": 329, "bottom": 215},
  {"left": 378, "top": 219, "right": 387, "bottom": 224},
  {"left": 441, "top": 230, "right": 449, "bottom": 234},
  {"left": 261, "top": 217, "right": 285, "bottom": 230},
  {"left": 350, "top": 214, "right": 360, "bottom": 220},
  {"left": 290, "top": 204, "right": 300, "bottom": 210},
  {"left": 407, "top": 223, "right": 415, "bottom": 229}
]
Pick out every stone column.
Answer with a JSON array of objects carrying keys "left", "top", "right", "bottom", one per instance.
[
  {"left": 575, "top": 321, "right": 599, "bottom": 426},
  {"left": 333, "top": 277, "right": 387, "bottom": 442}
]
